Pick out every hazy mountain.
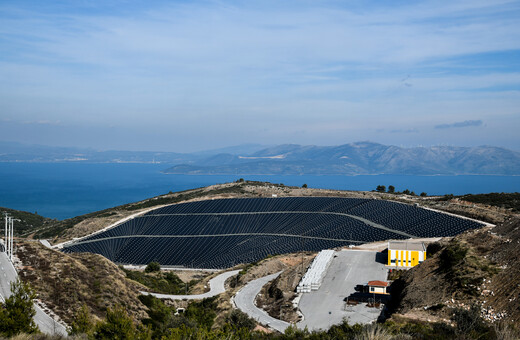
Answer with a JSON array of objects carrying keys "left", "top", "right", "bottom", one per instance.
[
  {"left": 163, "top": 142, "right": 520, "bottom": 175},
  {"left": 192, "top": 143, "right": 271, "bottom": 156},
  {"left": 0, "top": 141, "right": 196, "bottom": 164},
  {"left": 3, "top": 141, "right": 519, "bottom": 175}
]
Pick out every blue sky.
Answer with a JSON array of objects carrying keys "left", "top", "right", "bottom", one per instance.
[{"left": 1, "top": 0, "right": 519, "bottom": 152}]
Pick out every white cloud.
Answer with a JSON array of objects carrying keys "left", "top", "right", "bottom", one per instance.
[{"left": 0, "top": 1, "right": 519, "bottom": 150}]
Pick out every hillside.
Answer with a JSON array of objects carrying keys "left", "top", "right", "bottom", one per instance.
[
  {"left": 163, "top": 142, "right": 520, "bottom": 175},
  {"left": 388, "top": 216, "right": 520, "bottom": 325},
  {"left": 8, "top": 184, "right": 520, "bottom": 339},
  {"left": 0, "top": 207, "right": 55, "bottom": 237},
  {"left": 15, "top": 240, "right": 149, "bottom": 325},
  {"left": 9, "top": 181, "right": 510, "bottom": 244}
]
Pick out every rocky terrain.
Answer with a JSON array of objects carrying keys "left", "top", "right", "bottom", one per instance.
[{"left": 388, "top": 216, "right": 520, "bottom": 325}]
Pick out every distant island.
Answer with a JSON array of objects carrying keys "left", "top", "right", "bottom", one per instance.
[
  {"left": 2, "top": 141, "right": 519, "bottom": 176},
  {"left": 163, "top": 142, "right": 520, "bottom": 176}
]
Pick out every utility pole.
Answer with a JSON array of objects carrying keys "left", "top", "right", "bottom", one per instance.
[
  {"left": 9, "top": 217, "right": 12, "bottom": 261},
  {"left": 10, "top": 218, "right": 17, "bottom": 262},
  {"left": 3, "top": 213, "right": 8, "bottom": 254},
  {"left": 3, "top": 213, "right": 17, "bottom": 262}
]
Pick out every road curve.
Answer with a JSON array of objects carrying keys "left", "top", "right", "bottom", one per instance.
[
  {"left": 233, "top": 271, "right": 291, "bottom": 333},
  {"left": 0, "top": 252, "right": 67, "bottom": 336},
  {"left": 140, "top": 269, "right": 240, "bottom": 300}
]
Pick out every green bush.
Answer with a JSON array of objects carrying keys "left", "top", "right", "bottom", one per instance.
[
  {"left": 185, "top": 297, "right": 218, "bottom": 330},
  {"left": 226, "top": 310, "right": 256, "bottom": 330},
  {"left": 439, "top": 241, "right": 467, "bottom": 272},
  {"left": 0, "top": 280, "right": 39, "bottom": 337},
  {"left": 69, "top": 304, "right": 94, "bottom": 336},
  {"left": 145, "top": 262, "right": 161, "bottom": 273},
  {"left": 124, "top": 268, "right": 192, "bottom": 295},
  {"left": 426, "top": 242, "right": 443, "bottom": 257}
]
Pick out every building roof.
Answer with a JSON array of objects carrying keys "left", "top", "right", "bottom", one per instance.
[
  {"left": 367, "top": 280, "right": 388, "bottom": 287},
  {"left": 388, "top": 240, "right": 426, "bottom": 252}
]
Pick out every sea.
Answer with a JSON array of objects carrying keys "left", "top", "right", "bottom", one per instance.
[{"left": 0, "top": 162, "right": 518, "bottom": 220}]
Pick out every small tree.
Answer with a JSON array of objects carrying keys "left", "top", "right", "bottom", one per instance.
[
  {"left": 70, "top": 304, "right": 94, "bottom": 336},
  {"left": 226, "top": 309, "right": 256, "bottom": 330},
  {"left": 420, "top": 192, "right": 427, "bottom": 197},
  {"left": 402, "top": 189, "right": 411, "bottom": 195},
  {"left": 376, "top": 185, "right": 386, "bottom": 193},
  {"left": 388, "top": 185, "right": 395, "bottom": 193},
  {"left": 302, "top": 184, "right": 308, "bottom": 188},
  {"left": 145, "top": 261, "right": 161, "bottom": 273},
  {"left": 0, "top": 280, "right": 39, "bottom": 337},
  {"left": 94, "top": 304, "right": 139, "bottom": 340}
]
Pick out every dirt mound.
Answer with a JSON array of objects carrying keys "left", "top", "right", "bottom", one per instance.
[{"left": 256, "top": 253, "right": 315, "bottom": 323}]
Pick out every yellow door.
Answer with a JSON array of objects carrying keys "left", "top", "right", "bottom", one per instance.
[{"left": 411, "top": 251, "right": 418, "bottom": 266}]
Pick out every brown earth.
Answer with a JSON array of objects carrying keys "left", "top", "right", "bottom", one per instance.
[
  {"left": 14, "top": 241, "right": 148, "bottom": 326},
  {"left": 256, "top": 253, "right": 315, "bottom": 323},
  {"left": 389, "top": 216, "right": 520, "bottom": 325}
]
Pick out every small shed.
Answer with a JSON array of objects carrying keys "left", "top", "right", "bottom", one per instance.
[{"left": 367, "top": 280, "right": 389, "bottom": 295}]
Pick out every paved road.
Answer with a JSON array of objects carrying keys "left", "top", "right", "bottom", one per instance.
[
  {"left": 0, "top": 252, "right": 67, "bottom": 335},
  {"left": 298, "top": 250, "right": 387, "bottom": 330},
  {"left": 234, "top": 250, "right": 388, "bottom": 332},
  {"left": 234, "top": 271, "right": 290, "bottom": 333},
  {"left": 141, "top": 269, "right": 240, "bottom": 300}
]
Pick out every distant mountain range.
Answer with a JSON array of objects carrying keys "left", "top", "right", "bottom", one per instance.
[
  {"left": 0, "top": 141, "right": 268, "bottom": 164},
  {"left": 2, "top": 141, "right": 519, "bottom": 175},
  {"left": 0, "top": 141, "right": 192, "bottom": 164},
  {"left": 163, "top": 142, "right": 520, "bottom": 175}
]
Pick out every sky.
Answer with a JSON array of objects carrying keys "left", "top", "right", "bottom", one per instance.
[{"left": 1, "top": 0, "right": 520, "bottom": 152}]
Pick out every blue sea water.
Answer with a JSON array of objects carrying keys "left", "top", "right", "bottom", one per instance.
[{"left": 0, "top": 162, "right": 518, "bottom": 220}]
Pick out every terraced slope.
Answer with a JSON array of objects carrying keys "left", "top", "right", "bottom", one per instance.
[{"left": 62, "top": 197, "right": 483, "bottom": 268}]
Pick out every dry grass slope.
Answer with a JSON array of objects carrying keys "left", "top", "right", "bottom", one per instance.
[
  {"left": 389, "top": 216, "right": 520, "bottom": 325},
  {"left": 15, "top": 241, "right": 148, "bottom": 326}
]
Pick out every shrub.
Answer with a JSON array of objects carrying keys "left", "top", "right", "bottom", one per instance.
[
  {"left": 145, "top": 262, "right": 161, "bottom": 273},
  {"left": 426, "top": 242, "right": 443, "bottom": 257},
  {"left": 439, "top": 241, "right": 467, "bottom": 272},
  {"left": 69, "top": 304, "right": 94, "bottom": 336},
  {"left": 226, "top": 310, "right": 256, "bottom": 330},
  {"left": 0, "top": 280, "right": 39, "bottom": 337}
]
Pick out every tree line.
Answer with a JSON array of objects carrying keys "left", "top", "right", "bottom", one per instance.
[{"left": 375, "top": 185, "right": 427, "bottom": 197}]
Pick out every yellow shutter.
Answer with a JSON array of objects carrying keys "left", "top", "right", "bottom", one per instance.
[{"left": 412, "top": 251, "right": 418, "bottom": 266}]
